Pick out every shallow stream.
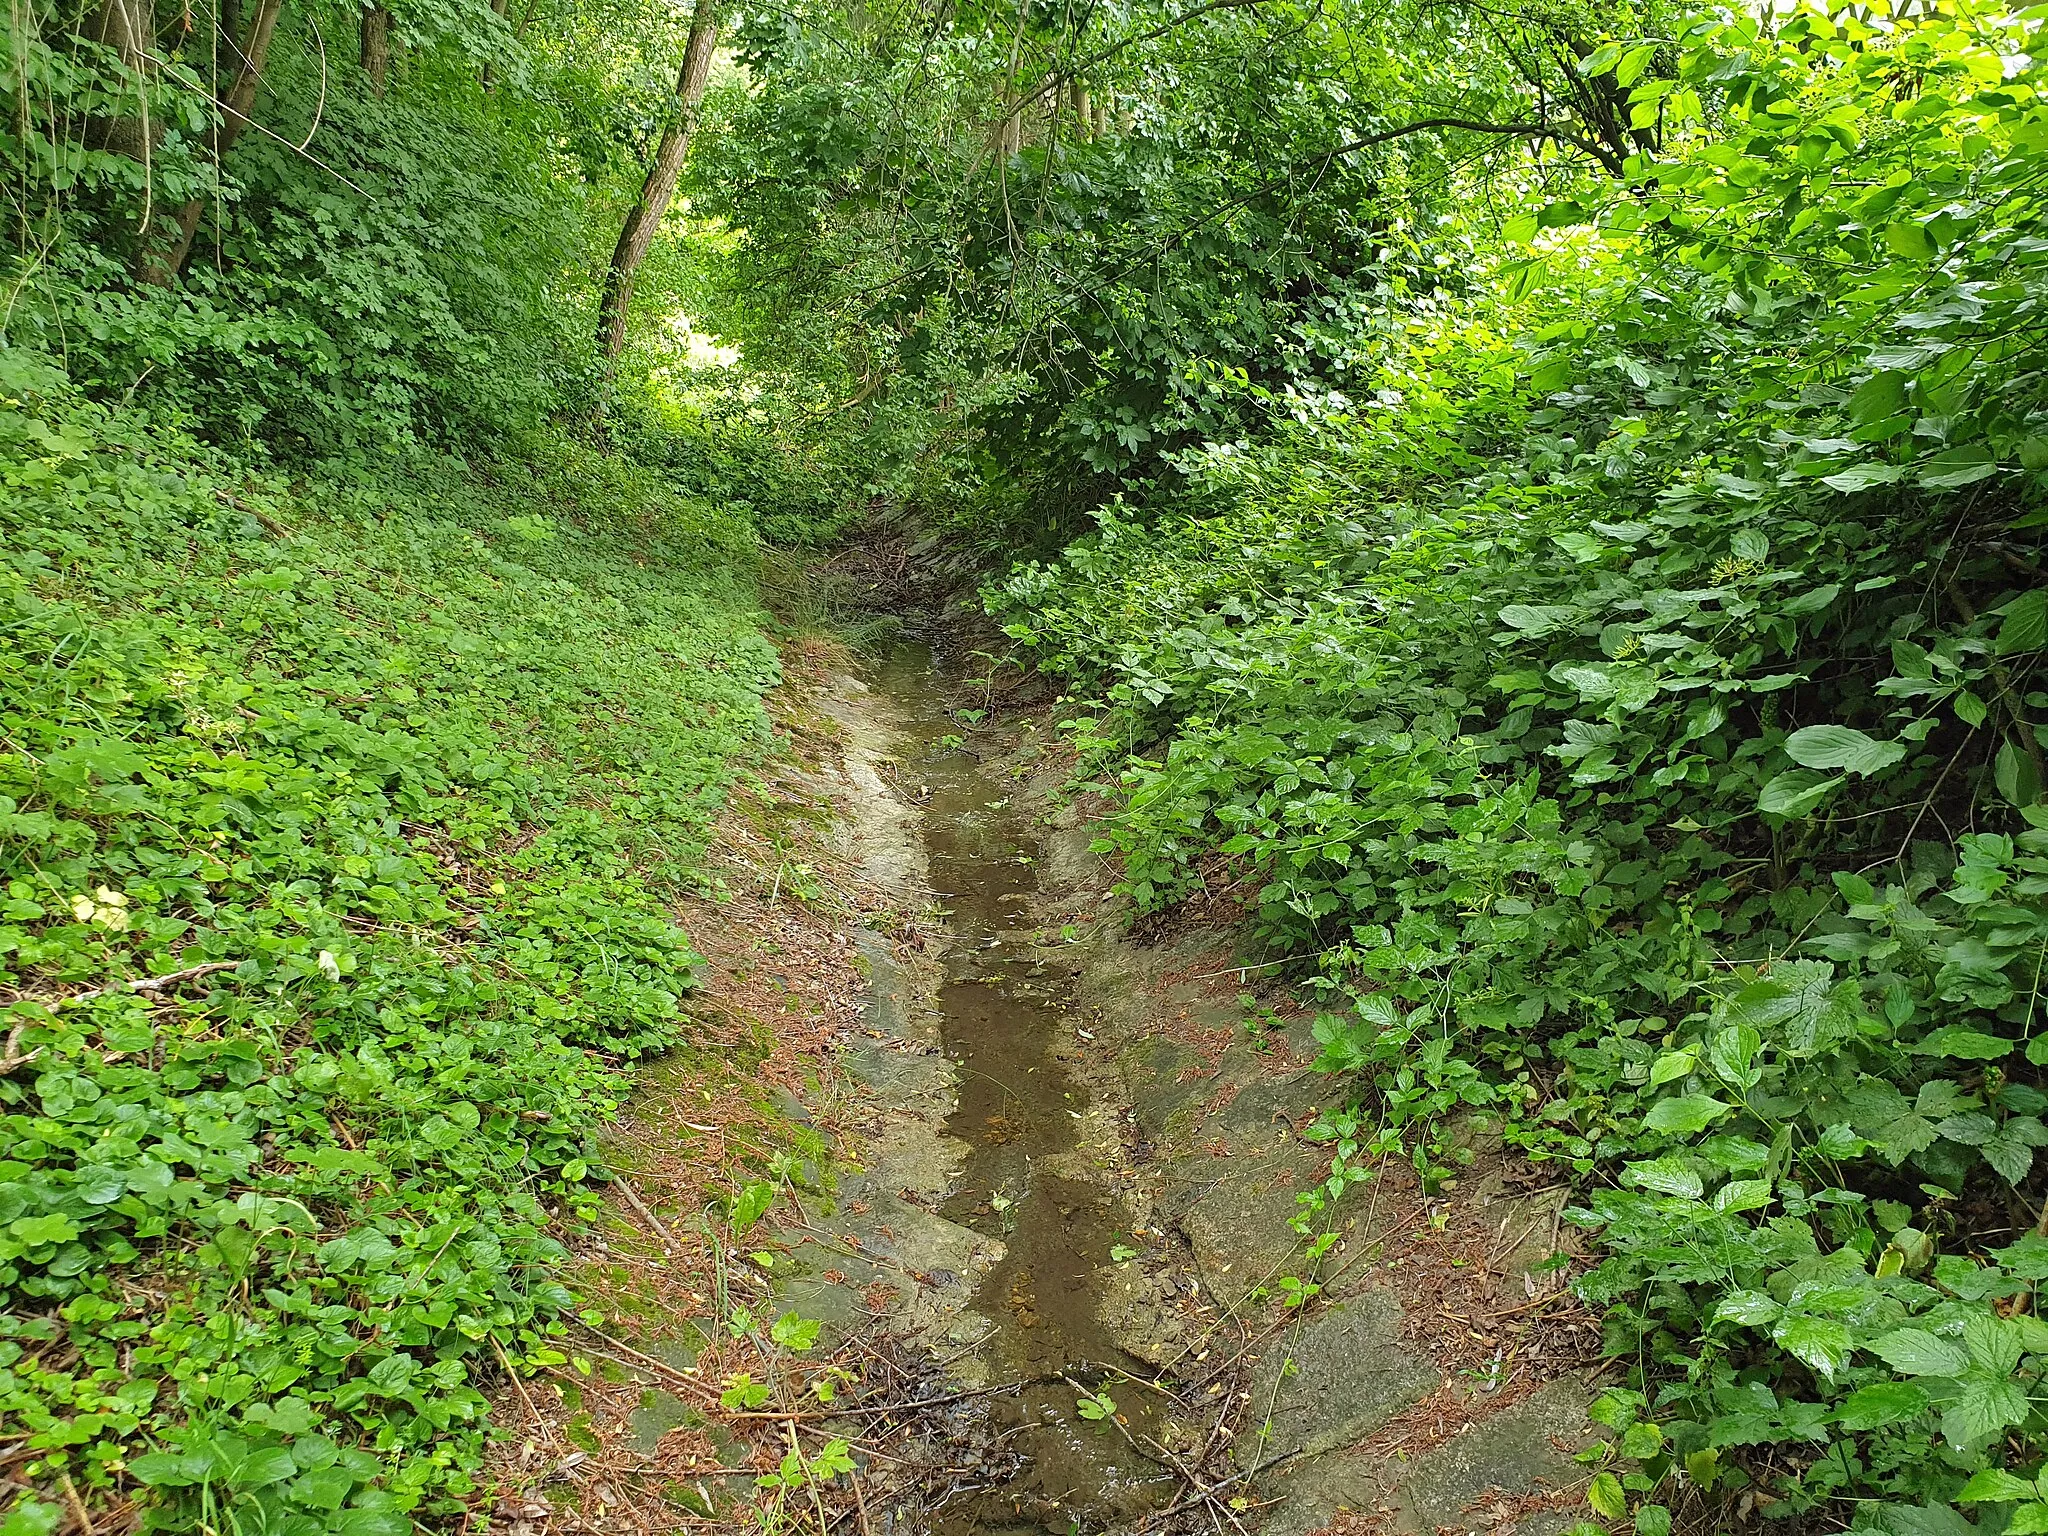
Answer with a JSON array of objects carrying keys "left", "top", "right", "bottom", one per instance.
[{"left": 875, "top": 644, "right": 1175, "bottom": 1534}]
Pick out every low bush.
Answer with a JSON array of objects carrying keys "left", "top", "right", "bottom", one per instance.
[{"left": 991, "top": 8, "right": 2048, "bottom": 1528}]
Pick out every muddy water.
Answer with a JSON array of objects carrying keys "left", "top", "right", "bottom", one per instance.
[{"left": 875, "top": 644, "right": 1175, "bottom": 1535}]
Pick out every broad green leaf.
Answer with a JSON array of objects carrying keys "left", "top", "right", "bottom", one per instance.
[
  {"left": 289, "top": 1463, "right": 357, "bottom": 1511},
  {"left": 1498, "top": 604, "right": 1577, "bottom": 634},
  {"left": 7, "top": 1213, "right": 80, "bottom": 1245},
  {"left": 227, "top": 1446, "right": 299, "bottom": 1489},
  {"left": 1781, "top": 584, "right": 1840, "bottom": 616},
  {"left": 1706, "top": 1024, "right": 1762, "bottom": 1085},
  {"left": 1625, "top": 1157, "right": 1703, "bottom": 1199},
  {"left": 1783, "top": 725, "right": 1906, "bottom": 776},
  {"left": 1553, "top": 532, "right": 1607, "bottom": 562},
  {"left": 1821, "top": 463, "right": 1907, "bottom": 492},
  {"left": 1712, "top": 1289, "right": 1781, "bottom": 1326},
  {"left": 770, "top": 1310, "right": 822, "bottom": 1352},
  {"left": 1867, "top": 1328, "right": 1968, "bottom": 1377},
  {"left": 127, "top": 1452, "right": 210, "bottom": 1488},
  {"left": 1876, "top": 1504, "right": 1979, "bottom": 1536},
  {"left": 1648, "top": 1049, "right": 1696, "bottom": 1087},
  {"left": 0, "top": 1499, "right": 62, "bottom": 1536},
  {"left": 1758, "top": 770, "right": 1839, "bottom": 816},
  {"left": 1772, "top": 1313, "right": 1851, "bottom": 1378},
  {"left": 331, "top": 1510, "right": 412, "bottom": 1536},
  {"left": 1909, "top": 1028, "right": 2011, "bottom": 1060},
  {"left": 1848, "top": 371, "right": 1907, "bottom": 425},
  {"left": 1963, "top": 1313, "right": 2022, "bottom": 1375},
  {"left": 1713, "top": 1178, "right": 1772, "bottom": 1213},
  {"left": 1836, "top": 1382, "right": 1928, "bottom": 1431},
  {"left": 1587, "top": 1471, "right": 1628, "bottom": 1520},
  {"left": 1983, "top": 1137, "right": 2035, "bottom": 1185},
  {"left": 1643, "top": 1094, "right": 1733, "bottom": 1134},
  {"left": 1615, "top": 42, "right": 1658, "bottom": 85},
  {"left": 1997, "top": 739, "right": 2042, "bottom": 807},
  {"left": 1995, "top": 589, "right": 2046, "bottom": 656},
  {"left": 1941, "top": 1375, "right": 2029, "bottom": 1444},
  {"left": 1883, "top": 221, "right": 1936, "bottom": 258},
  {"left": 1917, "top": 447, "right": 1999, "bottom": 489}
]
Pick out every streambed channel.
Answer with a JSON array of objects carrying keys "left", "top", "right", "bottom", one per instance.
[
  {"left": 873, "top": 643, "right": 1175, "bottom": 1533},
  {"left": 769, "top": 641, "right": 1595, "bottom": 1536}
]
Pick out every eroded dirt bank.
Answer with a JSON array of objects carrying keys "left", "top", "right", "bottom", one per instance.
[{"left": 489, "top": 637, "right": 1609, "bottom": 1536}]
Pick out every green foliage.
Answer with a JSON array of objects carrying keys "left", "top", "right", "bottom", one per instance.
[
  {"left": 689, "top": 0, "right": 1701, "bottom": 532},
  {"left": 0, "top": 351, "right": 776, "bottom": 1524},
  {"left": 990, "top": 3, "right": 2048, "bottom": 1526},
  {"left": 0, "top": 0, "right": 757, "bottom": 459},
  {"left": 1074, "top": 1388, "right": 1117, "bottom": 1422}
]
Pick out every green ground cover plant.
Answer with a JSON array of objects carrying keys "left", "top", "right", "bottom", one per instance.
[
  {"left": 988, "top": 6, "right": 2048, "bottom": 1530},
  {"left": 0, "top": 349, "right": 779, "bottom": 1532}
]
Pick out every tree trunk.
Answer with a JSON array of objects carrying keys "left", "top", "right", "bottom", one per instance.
[
  {"left": 83, "top": 0, "right": 157, "bottom": 162},
  {"left": 596, "top": 0, "right": 717, "bottom": 359},
  {"left": 480, "top": 0, "right": 505, "bottom": 90},
  {"left": 217, "top": 0, "right": 241, "bottom": 75},
  {"left": 1069, "top": 78, "right": 1090, "bottom": 140},
  {"left": 360, "top": 5, "right": 390, "bottom": 94},
  {"left": 138, "top": 0, "right": 282, "bottom": 283},
  {"left": 997, "top": 0, "right": 1030, "bottom": 157}
]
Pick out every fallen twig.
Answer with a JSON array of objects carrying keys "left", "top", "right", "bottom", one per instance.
[
  {"left": 612, "top": 1177, "right": 681, "bottom": 1255},
  {"left": 69, "top": 960, "right": 242, "bottom": 1006}
]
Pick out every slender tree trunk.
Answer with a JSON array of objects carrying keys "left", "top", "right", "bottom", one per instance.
[
  {"left": 997, "top": 0, "right": 1030, "bottom": 157},
  {"left": 83, "top": 0, "right": 157, "bottom": 161},
  {"left": 480, "top": 0, "right": 505, "bottom": 90},
  {"left": 1069, "top": 78, "right": 1090, "bottom": 140},
  {"left": 360, "top": 5, "right": 390, "bottom": 94},
  {"left": 139, "top": 0, "right": 282, "bottom": 283},
  {"left": 597, "top": 0, "right": 717, "bottom": 359},
  {"left": 217, "top": 0, "right": 241, "bottom": 76}
]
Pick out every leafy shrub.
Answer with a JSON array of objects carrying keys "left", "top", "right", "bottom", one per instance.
[{"left": 992, "top": 5, "right": 2048, "bottom": 1527}]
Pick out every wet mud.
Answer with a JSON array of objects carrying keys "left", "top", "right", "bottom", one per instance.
[{"left": 872, "top": 645, "right": 1176, "bottom": 1532}]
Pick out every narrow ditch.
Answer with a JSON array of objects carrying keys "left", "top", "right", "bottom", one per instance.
[
  {"left": 772, "top": 636, "right": 1596, "bottom": 1536},
  {"left": 873, "top": 641, "right": 1176, "bottom": 1533}
]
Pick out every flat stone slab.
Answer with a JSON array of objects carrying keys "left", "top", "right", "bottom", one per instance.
[
  {"left": 1174, "top": 1150, "right": 1324, "bottom": 1298},
  {"left": 1239, "top": 1289, "right": 1435, "bottom": 1465},
  {"left": 1258, "top": 1376, "right": 1593, "bottom": 1536},
  {"left": 1395, "top": 1377, "right": 1592, "bottom": 1535},
  {"left": 778, "top": 1183, "right": 998, "bottom": 1364},
  {"left": 1120, "top": 1037, "right": 1212, "bottom": 1139}
]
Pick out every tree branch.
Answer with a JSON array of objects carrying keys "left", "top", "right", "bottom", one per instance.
[
  {"left": 988, "top": 0, "right": 1283, "bottom": 142},
  {"left": 1058, "top": 113, "right": 1613, "bottom": 304}
]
